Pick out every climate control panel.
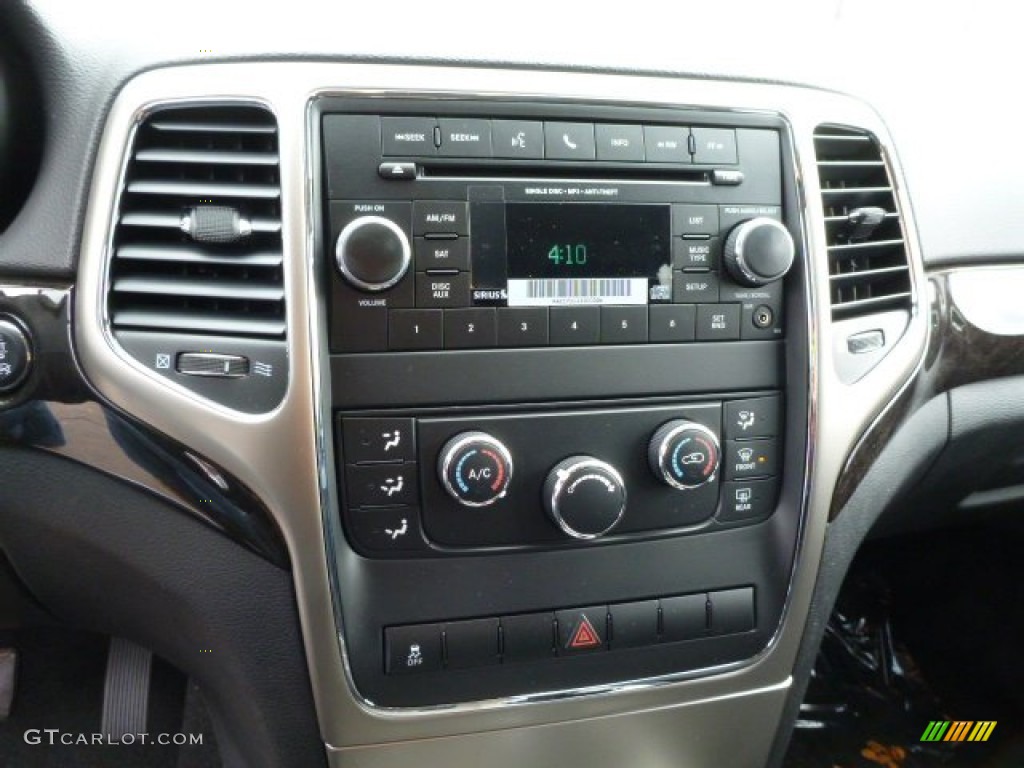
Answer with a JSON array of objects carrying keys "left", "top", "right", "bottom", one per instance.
[{"left": 337, "top": 395, "right": 781, "bottom": 557}]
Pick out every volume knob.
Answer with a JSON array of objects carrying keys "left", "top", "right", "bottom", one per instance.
[
  {"left": 723, "top": 217, "right": 795, "bottom": 287},
  {"left": 335, "top": 215, "right": 411, "bottom": 292},
  {"left": 544, "top": 456, "right": 626, "bottom": 540}
]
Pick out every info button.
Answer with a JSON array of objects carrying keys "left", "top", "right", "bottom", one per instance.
[{"left": 596, "top": 124, "right": 645, "bottom": 161}]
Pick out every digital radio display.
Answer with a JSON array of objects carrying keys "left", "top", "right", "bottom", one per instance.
[{"left": 504, "top": 204, "right": 671, "bottom": 306}]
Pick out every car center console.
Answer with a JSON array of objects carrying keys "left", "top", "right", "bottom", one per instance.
[
  {"left": 322, "top": 99, "right": 808, "bottom": 707},
  {"left": 74, "top": 62, "right": 930, "bottom": 766}
]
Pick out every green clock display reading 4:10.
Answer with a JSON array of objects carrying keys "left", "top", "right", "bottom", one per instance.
[{"left": 548, "top": 243, "right": 588, "bottom": 266}]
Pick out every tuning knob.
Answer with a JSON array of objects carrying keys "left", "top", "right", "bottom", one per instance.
[
  {"left": 544, "top": 456, "right": 626, "bottom": 540},
  {"left": 648, "top": 420, "right": 720, "bottom": 490},
  {"left": 723, "top": 217, "right": 795, "bottom": 287},
  {"left": 438, "top": 432, "right": 513, "bottom": 508},
  {"left": 335, "top": 215, "right": 411, "bottom": 291}
]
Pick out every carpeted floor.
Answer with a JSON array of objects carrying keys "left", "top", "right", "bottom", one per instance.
[
  {"left": 0, "top": 628, "right": 219, "bottom": 768},
  {"left": 785, "top": 526, "right": 1024, "bottom": 768}
]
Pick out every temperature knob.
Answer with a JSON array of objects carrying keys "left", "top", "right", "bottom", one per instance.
[
  {"left": 335, "top": 215, "right": 411, "bottom": 292},
  {"left": 544, "top": 456, "right": 626, "bottom": 540},
  {"left": 723, "top": 217, "right": 795, "bottom": 287},
  {"left": 438, "top": 432, "right": 513, "bottom": 508},
  {"left": 648, "top": 421, "right": 720, "bottom": 490}
]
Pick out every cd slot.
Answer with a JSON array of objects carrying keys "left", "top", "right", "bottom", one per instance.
[{"left": 420, "top": 162, "right": 710, "bottom": 184}]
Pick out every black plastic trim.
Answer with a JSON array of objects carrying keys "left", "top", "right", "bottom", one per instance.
[{"left": 332, "top": 342, "right": 783, "bottom": 408}]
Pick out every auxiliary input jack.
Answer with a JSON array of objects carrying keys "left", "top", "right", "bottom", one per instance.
[{"left": 753, "top": 305, "right": 774, "bottom": 329}]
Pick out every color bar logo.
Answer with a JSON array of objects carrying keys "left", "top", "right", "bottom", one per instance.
[{"left": 920, "top": 721, "right": 996, "bottom": 742}]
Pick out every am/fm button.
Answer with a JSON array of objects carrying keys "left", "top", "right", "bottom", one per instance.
[{"left": 413, "top": 201, "right": 468, "bottom": 236}]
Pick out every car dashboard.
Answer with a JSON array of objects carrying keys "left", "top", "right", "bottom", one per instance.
[{"left": 1, "top": 3, "right": 1022, "bottom": 767}]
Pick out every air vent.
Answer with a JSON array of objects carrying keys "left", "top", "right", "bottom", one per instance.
[
  {"left": 814, "top": 126, "right": 912, "bottom": 320},
  {"left": 108, "top": 105, "right": 285, "bottom": 339}
]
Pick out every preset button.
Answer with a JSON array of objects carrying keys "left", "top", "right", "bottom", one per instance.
[
  {"left": 444, "top": 308, "right": 497, "bottom": 349},
  {"left": 389, "top": 309, "right": 443, "bottom": 350},
  {"left": 497, "top": 307, "right": 549, "bottom": 346}
]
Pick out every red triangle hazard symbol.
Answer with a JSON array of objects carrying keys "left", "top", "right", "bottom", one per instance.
[{"left": 568, "top": 615, "right": 602, "bottom": 649}]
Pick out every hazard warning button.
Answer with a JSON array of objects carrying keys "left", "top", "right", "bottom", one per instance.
[{"left": 556, "top": 606, "right": 608, "bottom": 655}]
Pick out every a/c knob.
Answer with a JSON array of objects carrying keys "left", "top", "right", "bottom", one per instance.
[{"left": 438, "top": 432, "right": 513, "bottom": 508}]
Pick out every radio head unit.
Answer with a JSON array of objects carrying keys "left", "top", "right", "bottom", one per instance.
[
  {"left": 322, "top": 105, "right": 791, "bottom": 354},
  {"left": 318, "top": 100, "right": 805, "bottom": 707}
]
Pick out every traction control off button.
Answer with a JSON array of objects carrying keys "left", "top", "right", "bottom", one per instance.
[{"left": 385, "top": 624, "right": 442, "bottom": 674}]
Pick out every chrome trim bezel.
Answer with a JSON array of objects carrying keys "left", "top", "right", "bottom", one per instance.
[{"left": 73, "top": 63, "right": 930, "bottom": 755}]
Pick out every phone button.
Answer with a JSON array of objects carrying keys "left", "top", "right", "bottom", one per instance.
[{"left": 544, "top": 122, "right": 596, "bottom": 160}]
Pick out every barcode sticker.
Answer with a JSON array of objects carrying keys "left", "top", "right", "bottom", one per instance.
[{"left": 507, "top": 278, "right": 648, "bottom": 306}]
